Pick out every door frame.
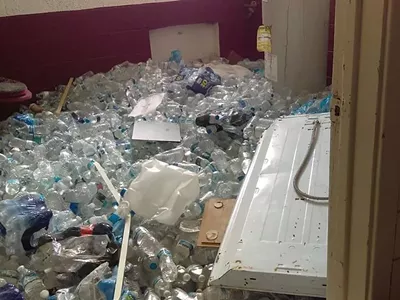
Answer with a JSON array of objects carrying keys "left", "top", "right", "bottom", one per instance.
[{"left": 329, "top": 0, "right": 400, "bottom": 299}]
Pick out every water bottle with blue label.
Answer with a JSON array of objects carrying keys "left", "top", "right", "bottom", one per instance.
[{"left": 17, "top": 266, "right": 49, "bottom": 299}]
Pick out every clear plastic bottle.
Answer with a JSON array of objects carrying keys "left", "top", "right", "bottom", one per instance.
[
  {"left": 17, "top": 265, "right": 49, "bottom": 299},
  {"left": 155, "top": 147, "right": 185, "bottom": 164},
  {"left": 48, "top": 210, "right": 82, "bottom": 234},
  {"left": 183, "top": 192, "right": 214, "bottom": 219},
  {"left": 3, "top": 255, "right": 19, "bottom": 270},
  {"left": 177, "top": 265, "right": 191, "bottom": 282},
  {"left": 134, "top": 227, "right": 178, "bottom": 282},
  {"left": 151, "top": 275, "right": 171, "bottom": 298},
  {"left": 5, "top": 179, "right": 21, "bottom": 196},
  {"left": 9, "top": 138, "right": 35, "bottom": 150},
  {"left": 173, "top": 288, "right": 191, "bottom": 300},
  {"left": 186, "top": 265, "right": 206, "bottom": 283},
  {"left": 158, "top": 249, "right": 178, "bottom": 282},
  {"left": 78, "top": 202, "right": 96, "bottom": 219},
  {"left": 210, "top": 148, "right": 230, "bottom": 171},
  {"left": 199, "top": 286, "right": 250, "bottom": 300},
  {"left": 144, "top": 289, "right": 161, "bottom": 300},
  {"left": 42, "top": 268, "right": 58, "bottom": 290}
]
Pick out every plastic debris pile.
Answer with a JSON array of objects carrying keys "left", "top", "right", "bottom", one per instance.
[{"left": 0, "top": 56, "right": 330, "bottom": 300}]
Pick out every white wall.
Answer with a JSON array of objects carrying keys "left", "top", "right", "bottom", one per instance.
[
  {"left": 150, "top": 24, "right": 220, "bottom": 62},
  {"left": 0, "top": 0, "right": 176, "bottom": 17}
]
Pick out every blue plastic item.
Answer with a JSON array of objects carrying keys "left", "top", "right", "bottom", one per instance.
[
  {"left": 291, "top": 94, "right": 332, "bottom": 115},
  {"left": 186, "top": 67, "right": 221, "bottom": 95},
  {"left": 0, "top": 193, "right": 52, "bottom": 253},
  {"left": 97, "top": 267, "right": 118, "bottom": 300},
  {"left": 0, "top": 283, "right": 24, "bottom": 300},
  {"left": 169, "top": 50, "right": 182, "bottom": 64}
]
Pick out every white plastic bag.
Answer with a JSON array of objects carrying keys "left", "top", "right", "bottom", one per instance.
[{"left": 125, "top": 159, "right": 200, "bottom": 225}]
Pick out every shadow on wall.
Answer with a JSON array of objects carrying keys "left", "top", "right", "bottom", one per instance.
[{"left": 0, "top": 0, "right": 263, "bottom": 95}]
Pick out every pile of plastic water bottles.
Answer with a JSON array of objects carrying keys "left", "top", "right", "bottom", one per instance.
[{"left": 0, "top": 56, "right": 330, "bottom": 300}]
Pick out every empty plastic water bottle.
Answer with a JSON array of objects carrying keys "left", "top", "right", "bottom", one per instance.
[
  {"left": 17, "top": 265, "right": 49, "bottom": 299},
  {"left": 9, "top": 137, "right": 35, "bottom": 150},
  {"left": 186, "top": 265, "right": 206, "bottom": 283},
  {"left": 199, "top": 286, "right": 250, "bottom": 300},
  {"left": 5, "top": 179, "right": 21, "bottom": 196},
  {"left": 157, "top": 249, "right": 178, "bottom": 283},
  {"left": 134, "top": 227, "right": 178, "bottom": 282},
  {"left": 173, "top": 288, "right": 191, "bottom": 300},
  {"left": 177, "top": 265, "right": 191, "bottom": 282},
  {"left": 144, "top": 289, "right": 161, "bottom": 300},
  {"left": 151, "top": 275, "right": 171, "bottom": 298}
]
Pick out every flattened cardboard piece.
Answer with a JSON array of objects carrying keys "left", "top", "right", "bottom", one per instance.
[{"left": 197, "top": 198, "right": 235, "bottom": 248}]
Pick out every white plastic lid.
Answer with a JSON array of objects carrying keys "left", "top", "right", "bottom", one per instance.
[
  {"left": 40, "top": 290, "right": 50, "bottom": 299},
  {"left": 17, "top": 265, "right": 26, "bottom": 273},
  {"left": 0, "top": 278, "right": 7, "bottom": 288}
]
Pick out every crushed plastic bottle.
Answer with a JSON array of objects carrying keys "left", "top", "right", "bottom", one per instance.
[{"left": 17, "top": 265, "right": 49, "bottom": 299}]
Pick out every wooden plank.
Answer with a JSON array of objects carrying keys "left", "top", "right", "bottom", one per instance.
[
  {"left": 55, "top": 77, "right": 73, "bottom": 115},
  {"left": 197, "top": 198, "right": 235, "bottom": 248}
]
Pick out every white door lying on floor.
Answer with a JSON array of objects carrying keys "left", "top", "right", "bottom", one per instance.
[{"left": 210, "top": 113, "right": 330, "bottom": 298}]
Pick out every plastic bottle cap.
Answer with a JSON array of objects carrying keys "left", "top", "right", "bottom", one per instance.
[
  {"left": 198, "top": 274, "right": 206, "bottom": 282},
  {"left": 182, "top": 273, "right": 191, "bottom": 282},
  {"left": 17, "top": 266, "right": 25, "bottom": 273},
  {"left": 164, "top": 290, "right": 172, "bottom": 298},
  {"left": 40, "top": 290, "right": 50, "bottom": 298},
  {"left": 0, "top": 278, "right": 7, "bottom": 288},
  {"left": 149, "top": 262, "right": 158, "bottom": 270}
]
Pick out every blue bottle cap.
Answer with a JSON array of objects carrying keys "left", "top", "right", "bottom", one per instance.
[
  {"left": 69, "top": 203, "right": 79, "bottom": 215},
  {"left": 120, "top": 188, "right": 127, "bottom": 197},
  {"left": 108, "top": 213, "right": 121, "bottom": 225},
  {"left": 149, "top": 262, "right": 158, "bottom": 270}
]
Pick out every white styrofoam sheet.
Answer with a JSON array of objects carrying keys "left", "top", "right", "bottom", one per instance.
[{"left": 210, "top": 113, "right": 330, "bottom": 298}]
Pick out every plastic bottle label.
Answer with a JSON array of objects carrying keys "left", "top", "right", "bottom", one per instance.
[
  {"left": 207, "top": 163, "right": 217, "bottom": 172},
  {"left": 178, "top": 239, "right": 194, "bottom": 252},
  {"left": 257, "top": 25, "right": 272, "bottom": 53},
  {"left": 133, "top": 227, "right": 144, "bottom": 241},
  {"left": 21, "top": 273, "right": 39, "bottom": 289},
  {"left": 152, "top": 277, "right": 161, "bottom": 286},
  {"left": 157, "top": 248, "right": 172, "bottom": 259}
]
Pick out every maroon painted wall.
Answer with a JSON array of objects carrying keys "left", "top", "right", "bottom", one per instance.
[
  {"left": 0, "top": 0, "right": 334, "bottom": 95},
  {"left": 0, "top": 0, "right": 263, "bottom": 95}
]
